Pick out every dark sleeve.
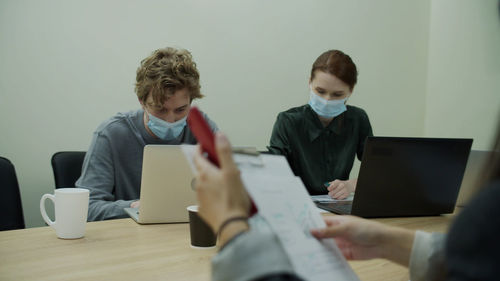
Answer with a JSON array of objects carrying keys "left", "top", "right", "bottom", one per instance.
[
  {"left": 445, "top": 181, "right": 500, "bottom": 281},
  {"left": 268, "top": 113, "right": 292, "bottom": 157},
  {"left": 356, "top": 109, "right": 373, "bottom": 161},
  {"left": 254, "top": 274, "right": 304, "bottom": 281}
]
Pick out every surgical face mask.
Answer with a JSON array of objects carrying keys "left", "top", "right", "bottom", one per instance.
[
  {"left": 146, "top": 112, "right": 187, "bottom": 140},
  {"left": 308, "top": 91, "right": 347, "bottom": 118}
]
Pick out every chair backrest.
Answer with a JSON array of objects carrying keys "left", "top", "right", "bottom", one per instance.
[
  {"left": 51, "top": 151, "right": 86, "bottom": 188},
  {"left": 0, "top": 157, "right": 25, "bottom": 231}
]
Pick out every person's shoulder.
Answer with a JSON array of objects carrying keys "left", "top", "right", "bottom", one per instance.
[
  {"left": 467, "top": 180, "right": 500, "bottom": 213},
  {"left": 450, "top": 180, "right": 500, "bottom": 232},
  {"left": 445, "top": 179, "right": 500, "bottom": 280},
  {"left": 447, "top": 180, "right": 500, "bottom": 246},
  {"left": 281, "top": 104, "right": 307, "bottom": 115},
  {"left": 346, "top": 105, "right": 368, "bottom": 117},
  {"left": 346, "top": 105, "right": 370, "bottom": 123},
  {"left": 196, "top": 108, "right": 218, "bottom": 131},
  {"left": 95, "top": 109, "right": 142, "bottom": 136},
  {"left": 197, "top": 108, "right": 212, "bottom": 120},
  {"left": 277, "top": 105, "right": 308, "bottom": 121}
]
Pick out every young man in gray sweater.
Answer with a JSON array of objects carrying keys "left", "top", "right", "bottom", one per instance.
[{"left": 76, "top": 47, "right": 217, "bottom": 221}]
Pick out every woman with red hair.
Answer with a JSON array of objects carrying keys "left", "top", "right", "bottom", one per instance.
[{"left": 269, "top": 50, "right": 372, "bottom": 199}]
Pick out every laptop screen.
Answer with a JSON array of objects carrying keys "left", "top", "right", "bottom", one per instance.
[{"left": 350, "top": 137, "right": 472, "bottom": 217}]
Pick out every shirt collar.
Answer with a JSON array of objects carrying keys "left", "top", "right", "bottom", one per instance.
[{"left": 304, "top": 105, "right": 345, "bottom": 142}]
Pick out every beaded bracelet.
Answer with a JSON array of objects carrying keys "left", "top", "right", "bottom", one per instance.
[{"left": 217, "top": 216, "right": 248, "bottom": 238}]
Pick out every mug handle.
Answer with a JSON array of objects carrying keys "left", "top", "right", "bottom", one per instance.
[{"left": 40, "top": 194, "right": 56, "bottom": 227}]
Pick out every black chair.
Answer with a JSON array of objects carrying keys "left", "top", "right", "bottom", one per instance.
[
  {"left": 0, "top": 157, "right": 25, "bottom": 231},
  {"left": 51, "top": 151, "right": 86, "bottom": 188}
]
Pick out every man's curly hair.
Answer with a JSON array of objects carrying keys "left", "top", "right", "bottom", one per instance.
[{"left": 135, "top": 47, "right": 203, "bottom": 108}]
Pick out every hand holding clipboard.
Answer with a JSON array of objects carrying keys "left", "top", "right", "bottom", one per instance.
[{"left": 187, "top": 106, "right": 258, "bottom": 216}]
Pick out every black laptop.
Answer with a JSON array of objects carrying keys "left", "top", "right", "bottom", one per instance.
[{"left": 315, "top": 137, "right": 472, "bottom": 217}]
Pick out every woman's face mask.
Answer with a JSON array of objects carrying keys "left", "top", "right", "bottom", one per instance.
[
  {"left": 308, "top": 90, "right": 347, "bottom": 118},
  {"left": 308, "top": 71, "right": 352, "bottom": 118}
]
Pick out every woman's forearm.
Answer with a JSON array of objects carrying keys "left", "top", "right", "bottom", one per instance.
[{"left": 380, "top": 227, "right": 416, "bottom": 266}]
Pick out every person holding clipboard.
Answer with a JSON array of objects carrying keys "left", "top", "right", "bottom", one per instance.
[{"left": 192, "top": 122, "right": 500, "bottom": 281}]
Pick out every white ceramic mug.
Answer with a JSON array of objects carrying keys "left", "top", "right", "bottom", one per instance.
[{"left": 40, "top": 188, "right": 89, "bottom": 239}]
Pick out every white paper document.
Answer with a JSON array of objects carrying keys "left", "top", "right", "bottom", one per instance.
[
  {"left": 181, "top": 147, "right": 359, "bottom": 280},
  {"left": 241, "top": 173, "right": 359, "bottom": 281},
  {"left": 311, "top": 194, "right": 354, "bottom": 203}
]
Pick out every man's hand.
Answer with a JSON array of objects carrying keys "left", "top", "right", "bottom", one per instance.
[{"left": 130, "top": 200, "right": 140, "bottom": 208}]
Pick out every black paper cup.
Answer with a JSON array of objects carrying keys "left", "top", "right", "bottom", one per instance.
[{"left": 187, "top": 205, "right": 216, "bottom": 248}]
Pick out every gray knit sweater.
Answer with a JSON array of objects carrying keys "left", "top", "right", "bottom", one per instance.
[{"left": 76, "top": 109, "right": 217, "bottom": 221}]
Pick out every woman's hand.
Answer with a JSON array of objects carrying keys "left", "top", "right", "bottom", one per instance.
[
  {"left": 311, "top": 215, "right": 415, "bottom": 266},
  {"left": 193, "top": 132, "right": 251, "bottom": 242},
  {"left": 326, "top": 179, "right": 356, "bottom": 199}
]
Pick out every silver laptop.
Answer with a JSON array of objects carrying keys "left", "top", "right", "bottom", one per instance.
[
  {"left": 124, "top": 145, "right": 197, "bottom": 224},
  {"left": 456, "top": 150, "right": 492, "bottom": 207}
]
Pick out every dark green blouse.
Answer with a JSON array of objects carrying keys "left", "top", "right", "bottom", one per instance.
[{"left": 268, "top": 104, "right": 373, "bottom": 195}]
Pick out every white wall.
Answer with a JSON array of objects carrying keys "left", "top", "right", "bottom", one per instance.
[
  {"left": 2, "top": 0, "right": 431, "bottom": 227},
  {"left": 425, "top": 0, "right": 500, "bottom": 149}
]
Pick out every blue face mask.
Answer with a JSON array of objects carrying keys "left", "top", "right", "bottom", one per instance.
[
  {"left": 146, "top": 112, "right": 187, "bottom": 140},
  {"left": 308, "top": 91, "right": 347, "bottom": 118}
]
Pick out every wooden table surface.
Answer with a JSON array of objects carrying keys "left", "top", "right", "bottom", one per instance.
[{"left": 0, "top": 212, "right": 457, "bottom": 281}]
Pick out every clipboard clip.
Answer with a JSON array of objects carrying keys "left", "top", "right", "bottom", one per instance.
[{"left": 232, "top": 147, "right": 265, "bottom": 167}]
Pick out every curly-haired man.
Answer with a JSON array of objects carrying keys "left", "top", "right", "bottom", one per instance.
[{"left": 76, "top": 47, "right": 218, "bottom": 221}]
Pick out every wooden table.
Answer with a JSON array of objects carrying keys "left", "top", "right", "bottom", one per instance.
[
  {"left": 0, "top": 212, "right": 456, "bottom": 281},
  {"left": 0, "top": 219, "right": 214, "bottom": 280}
]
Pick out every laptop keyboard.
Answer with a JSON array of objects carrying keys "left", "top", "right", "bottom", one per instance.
[{"left": 315, "top": 202, "right": 352, "bottom": 215}]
